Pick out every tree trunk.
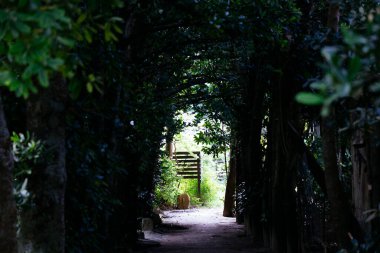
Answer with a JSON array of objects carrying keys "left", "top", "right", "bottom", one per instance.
[
  {"left": 369, "top": 123, "right": 380, "bottom": 234},
  {"left": 269, "top": 83, "right": 299, "bottom": 253},
  {"left": 350, "top": 119, "right": 370, "bottom": 233},
  {"left": 223, "top": 140, "right": 236, "bottom": 217},
  {"left": 327, "top": 2, "right": 340, "bottom": 33},
  {"left": 322, "top": 3, "right": 364, "bottom": 246},
  {"left": 166, "top": 140, "right": 174, "bottom": 159},
  {"left": 321, "top": 115, "right": 363, "bottom": 247},
  {"left": 22, "top": 76, "right": 67, "bottom": 253},
  {"left": 0, "top": 93, "right": 18, "bottom": 253}
]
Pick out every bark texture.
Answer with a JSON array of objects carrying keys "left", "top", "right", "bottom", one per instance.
[
  {"left": 223, "top": 141, "right": 236, "bottom": 217},
  {"left": 22, "top": 76, "right": 67, "bottom": 253},
  {"left": 0, "top": 93, "right": 18, "bottom": 253},
  {"left": 327, "top": 2, "right": 340, "bottom": 33},
  {"left": 369, "top": 123, "right": 380, "bottom": 234},
  {"left": 321, "top": 116, "right": 363, "bottom": 247},
  {"left": 269, "top": 79, "right": 300, "bottom": 253},
  {"left": 351, "top": 123, "right": 370, "bottom": 232}
]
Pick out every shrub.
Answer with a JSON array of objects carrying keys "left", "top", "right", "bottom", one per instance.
[
  {"left": 179, "top": 164, "right": 224, "bottom": 207},
  {"left": 154, "top": 155, "right": 181, "bottom": 208}
]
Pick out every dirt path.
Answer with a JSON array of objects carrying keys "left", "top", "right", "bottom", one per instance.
[{"left": 143, "top": 208, "right": 262, "bottom": 253}]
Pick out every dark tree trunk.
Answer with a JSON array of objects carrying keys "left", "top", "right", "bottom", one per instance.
[
  {"left": 269, "top": 83, "right": 299, "bottom": 253},
  {"left": 223, "top": 140, "right": 237, "bottom": 217},
  {"left": 22, "top": 76, "right": 67, "bottom": 253},
  {"left": 321, "top": 115, "right": 363, "bottom": 247},
  {"left": 327, "top": 2, "right": 340, "bottom": 33},
  {"left": 289, "top": 123, "right": 327, "bottom": 194},
  {"left": 0, "top": 93, "right": 18, "bottom": 253},
  {"left": 322, "top": 3, "right": 365, "bottom": 246},
  {"left": 369, "top": 123, "right": 380, "bottom": 235},
  {"left": 106, "top": 83, "right": 139, "bottom": 251},
  {"left": 108, "top": 168, "right": 138, "bottom": 251},
  {"left": 238, "top": 76, "right": 265, "bottom": 243},
  {"left": 350, "top": 119, "right": 370, "bottom": 233},
  {"left": 235, "top": 138, "right": 244, "bottom": 224}
]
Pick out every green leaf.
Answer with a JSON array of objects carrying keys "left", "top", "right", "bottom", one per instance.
[
  {"left": 77, "top": 13, "right": 87, "bottom": 24},
  {"left": 57, "top": 36, "right": 75, "bottom": 47},
  {"left": 88, "top": 74, "right": 95, "bottom": 82},
  {"left": 86, "top": 82, "right": 93, "bottom": 93},
  {"left": 15, "top": 21, "right": 31, "bottom": 34},
  {"left": 310, "top": 81, "right": 326, "bottom": 91},
  {"left": 46, "top": 58, "right": 64, "bottom": 70},
  {"left": 38, "top": 70, "right": 49, "bottom": 88},
  {"left": 9, "top": 41, "right": 25, "bottom": 55},
  {"left": 295, "top": 92, "right": 324, "bottom": 106},
  {"left": 343, "top": 29, "right": 367, "bottom": 48},
  {"left": 112, "top": 24, "right": 123, "bottom": 34},
  {"left": 321, "top": 46, "right": 338, "bottom": 62},
  {"left": 0, "top": 71, "right": 11, "bottom": 84},
  {"left": 22, "top": 63, "right": 40, "bottom": 79},
  {"left": 109, "top": 17, "right": 124, "bottom": 22},
  {"left": 11, "top": 28, "right": 19, "bottom": 38},
  {"left": 104, "top": 23, "right": 112, "bottom": 41},
  {"left": 84, "top": 29, "right": 92, "bottom": 43}
]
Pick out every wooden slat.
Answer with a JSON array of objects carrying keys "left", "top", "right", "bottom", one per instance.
[
  {"left": 173, "top": 155, "right": 198, "bottom": 159},
  {"left": 176, "top": 165, "right": 198, "bottom": 168},
  {"left": 174, "top": 157, "right": 197, "bottom": 160},
  {"left": 175, "top": 160, "right": 199, "bottom": 163},
  {"left": 181, "top": 176, "right": 199, "bottom": 179},
  {"left": 178, "top": 168, "right": 199, "bottom": 171},
  {"left": 176, "top": 164, "right": 199, "bottom": 167},
  {"left": 175, "top": 159, "right": 199, "bottom": 162},
  {"left": 175, "top": 151, "right": 200, "bottom": 155}
]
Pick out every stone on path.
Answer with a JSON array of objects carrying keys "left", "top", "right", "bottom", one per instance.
[{"left": 177, "top": 193, "right": 191, "bottom": 209}]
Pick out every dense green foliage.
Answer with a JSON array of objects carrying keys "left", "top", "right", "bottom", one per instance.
[
  {"left": 179, "top": 169, "right": 224, "bottom": 207},
  {"left": 297, "top": 9, "right": 380, "bottom": 116},
  {"left": 154, "top": 156, "right": 181, "bottom": 207}
]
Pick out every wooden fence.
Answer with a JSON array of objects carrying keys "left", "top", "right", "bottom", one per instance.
[{"left": 173, "top": 151, "right": 201, "bottom": 197}]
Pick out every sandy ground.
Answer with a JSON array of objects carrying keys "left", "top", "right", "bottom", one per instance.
[{"left": 142, "top": 208, "right": 266, "bottom": 253}]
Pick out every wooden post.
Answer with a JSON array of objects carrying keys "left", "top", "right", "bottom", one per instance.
[
  {"left": 197, "top": 154, "right": 201, "bottom": 198},
  {"left": 166, "top": 141, "right": 173, "bottom": 159}
]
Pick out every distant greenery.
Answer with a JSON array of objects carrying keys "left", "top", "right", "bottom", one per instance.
[
  {"left": 154, "top": 131, "right": 225, "bottom": 208},
  {"left": 174, "top": 118, "right": 226, "bottom": 207},
  {"left": 179, "top": 165, "right": 224, "bottom": 207}
]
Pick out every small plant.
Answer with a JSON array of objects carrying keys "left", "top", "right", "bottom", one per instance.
[
  {"left": 154, "top": 155, "right": 181, "bottom": 208},
  {"left": 11, "top": 132, "right": 43, "bottom": 206}
]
